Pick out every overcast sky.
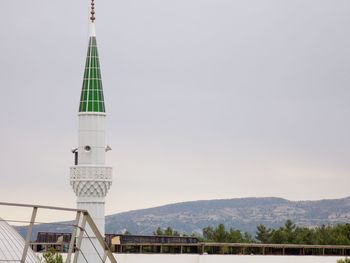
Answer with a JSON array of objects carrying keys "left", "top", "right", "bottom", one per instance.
[{"left": 1, "top": 0, "right": 350, "bottom": 222}]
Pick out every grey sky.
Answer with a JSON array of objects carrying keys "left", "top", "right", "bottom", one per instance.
[{"left": 1, "top": 0, "right": 350, "bottom": 222}]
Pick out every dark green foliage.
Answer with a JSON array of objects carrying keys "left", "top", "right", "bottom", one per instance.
[
  {"left": 153, "top": 226, "right": 180, "bottom": 236},
  {"left": 255, "top": 224, "right": 272, "bottom": 243},
  {"left": 337, "top": 258, "right": 350, "bottom": 263},
  {"left": 42, "top": 247, "right": 63, "bottom": 263},
  {"left": 154, "top": 227, "right": 163, "bottom": 236},
  {"left": 202, "top": 224, "right": 253, "bottom": 243},
  {"left": 123, "top": 230, "right": 131, "bottom": 235},
  {"left": 153, "top": 221, "right": 350, "bottom": 245},
  {"left": 255, "top": 221, "right": 350, "bottom": 245}
]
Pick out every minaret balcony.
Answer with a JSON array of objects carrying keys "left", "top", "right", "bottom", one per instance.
[
  {"left": 70, "top": 165, "right": 112, "bottom": 181},
  {"left": 70, "top": 166, "right": 112, "bottom": 198}
]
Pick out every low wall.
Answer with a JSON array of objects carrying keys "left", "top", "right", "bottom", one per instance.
[
  {"left": 50, "top": 253, "right": 345, "bottom": 263},
  {"left": 114, "top": 254, "right": 344, "bottom": 263}
]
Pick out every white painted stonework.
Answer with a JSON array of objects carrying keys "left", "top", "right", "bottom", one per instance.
[
  {"left": 70, "top": 5, "right": 111, "bottom": 263},
  {"left": 78, "top": 114, "right": 107, "bottom": 165},
  {"left": 70, "top": 112, "right": 112, "bottom": 263},
  {"left": 70, "top": 166, "right": 112, "bottom": 197}
]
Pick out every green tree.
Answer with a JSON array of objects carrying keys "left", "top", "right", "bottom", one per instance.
[
  {"left": 164, "top": 226, "right": 180, "bottom": 236},
  {"left": 332, "top": 224, "right": 350, "bottom": 245},
  {"left": 202, "top": 226, "right": 215, "bottom": 241},
  {"left": 242, "top": 232, "right": 254, "bottom": 243},
  {"left": 227, "top": 228, "right": 243, "bottom": 243},
  {"left": 315, "top": 225, "right": 332, "bottom": 245},
  {"left": 152, "top": 221, "right": 350, "bottom": 245},
  {"left": 164, "top": 227, "right": 173, "bottom": 236},
  {"left": 294, "top": 227, "right": 315, "bottom": 244},
  {"left": 213, "top": 224, "right": 228, "bottom": 242},
  {"left": 123, "top": 230, "right": 131, "bottom": 235},
  {"left": 270, "top": 228, "right": 286, "bottom": 244},
  {"left": 202, "top": 224, "right": 253, "bottom": 243},
  {"left": 153, "top": 226, "right": 180, "bottom": 236},
  {"left": 255, "top": 224, "right": 272, "bottom": 243},
  {"left": 337, "top": 258, "right": 350, "bottom": 263},
  {"left": 284, "top": 220, "right": 297, "bottom": 243},
  {"left": 154, "top": 227, "right": 164, "bottom": 236},
  {"left": 42, "top": 248, "right": 63, "bottom": 263}
]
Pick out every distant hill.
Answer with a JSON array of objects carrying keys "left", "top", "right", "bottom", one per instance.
[{"left": 16, "top": 196, "right": 350, "bottom": 239}]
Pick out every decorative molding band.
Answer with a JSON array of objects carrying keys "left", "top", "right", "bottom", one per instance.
[
  {"left": 70, "top": 166, "right": 112, "bottom": 180},
  {"left": 70, "top": 166, "right": 112, "bottom": 197}
]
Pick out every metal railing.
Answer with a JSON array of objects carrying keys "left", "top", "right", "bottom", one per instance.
[{"left": 0, "top": 202, "right": 118, "bottom": 263}]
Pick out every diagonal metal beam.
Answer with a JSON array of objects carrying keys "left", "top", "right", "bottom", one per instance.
[
  {"left": 65, "top": 211, "right": 81, "bottom": 263},
  {"left": 21, "top": 207, "right": 38, "bottom": 263},
  {"left": 72, "top": 214, "right": 87, "bottom": 263}
]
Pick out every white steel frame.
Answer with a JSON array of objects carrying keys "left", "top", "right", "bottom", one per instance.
[{"left": 0, "top": 202, "right": 118, "bottom": 263}]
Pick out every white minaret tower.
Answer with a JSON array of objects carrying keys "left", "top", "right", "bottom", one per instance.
[{"left": 70, "top": 1, "right": 112, "bottom": 262}]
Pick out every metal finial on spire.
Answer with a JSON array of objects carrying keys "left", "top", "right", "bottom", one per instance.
[{"left": 90, "top": 0, "right": 96, "bottom": 22}]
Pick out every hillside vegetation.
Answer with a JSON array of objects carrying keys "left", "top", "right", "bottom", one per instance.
[
  {"left": 105, "top": 196, "right": 350, "bottom": 235},
  {"left": 167, "top": 220, "right": 350, "bottom": 245},
  {"left": 16, "top": 196, "right": 350, "bottom": 239}
]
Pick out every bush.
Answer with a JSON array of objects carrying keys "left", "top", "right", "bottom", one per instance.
[
  {"left": 42, "top": 247, "right": 63, "bottom": 263},
  {"left": 337, "top": 258, "right": 350, "bottom": 263}
]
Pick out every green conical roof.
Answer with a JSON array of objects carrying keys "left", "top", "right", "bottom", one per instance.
[{"left": 79, "top": 29, "right": 105, "bottom": 113}]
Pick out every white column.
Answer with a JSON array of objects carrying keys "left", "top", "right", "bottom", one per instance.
[
  {"left": 70, "top": 113, "right": 112, "bottom": 263},
  {"left": 77, "top": 197, "right": 105, "bottom": 263}
]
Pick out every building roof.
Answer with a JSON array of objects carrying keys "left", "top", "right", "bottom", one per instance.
[
  {"left": 79, "top": 23, "right": 106, "bottom": 113},
  {"left": 0, "top": 219, "right": 40, "bottom": 263}
]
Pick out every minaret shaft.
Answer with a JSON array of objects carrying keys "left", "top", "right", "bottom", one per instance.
[{"left": 78, "top": 114, "right": 106, "bottom": 165}]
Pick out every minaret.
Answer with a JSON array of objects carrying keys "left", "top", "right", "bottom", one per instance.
[{"left": 70, "top": 1, "right": 112, "bottom": 261}]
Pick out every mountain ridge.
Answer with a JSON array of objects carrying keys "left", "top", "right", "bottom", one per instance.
[
  {"left": 105, "top": 196, "right": 350, "bottom": 235},
  {"left": 16, "top": 196, "right": 350, "bottom": 238}
]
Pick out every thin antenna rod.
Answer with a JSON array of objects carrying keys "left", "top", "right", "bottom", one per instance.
[{"left": 90, "top": 0, "right": 96, "bottom": 23}]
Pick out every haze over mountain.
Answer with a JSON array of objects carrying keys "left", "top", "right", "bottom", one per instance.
[
  {"left": 105, "top": 196, "right": 350, "bottom": 235},
  {"left": 17, "top": 196, "right": 350, "bottom": 238}
]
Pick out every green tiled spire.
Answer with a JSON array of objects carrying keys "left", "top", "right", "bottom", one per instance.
[{"left": 79, "top": 34, "right": 105, "bottom": 113}]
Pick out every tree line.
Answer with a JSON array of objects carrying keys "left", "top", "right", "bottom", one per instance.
[{"left": 148, "top": 220, "right": 350, "bottom": 245}]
